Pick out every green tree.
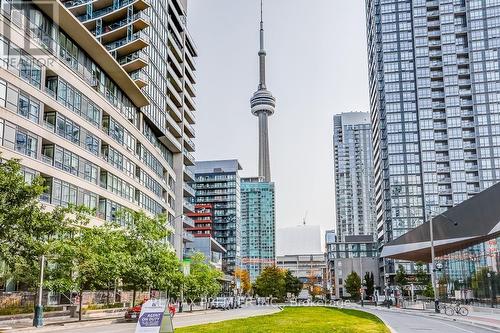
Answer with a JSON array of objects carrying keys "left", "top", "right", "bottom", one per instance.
[
  {"left": 184, "top": 252, "right": 222, "bottom": 310},
  {"left": 364, "top": 272, "right": 375, "bottom": 297},
  {"left": 254, "top": 266, "right": 286, "bottom": 300},
  {"left": 414, "top": 262, "right": 430, "bottom": 286},
  {"left": 120, "top": 210, "right": 177, "bottom": 305},
  {"left": 422, "top": 282, "right": 434, "bottom": 298},
  {"left": 284, "top": 270, "right": 302, "bottom": 297},
  {"left": 345, "top": 272, "right": 361, "bottom": 300},
  {"left": 0, "top": 157, "right": 71, "bottom": 287},
  {"left": 394, "top": 264, "right": 408, "bottom": 288}
]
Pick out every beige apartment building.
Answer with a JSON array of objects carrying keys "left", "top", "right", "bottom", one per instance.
[{"left": 0, "top": 0, "right": 197, "bottom": 260}]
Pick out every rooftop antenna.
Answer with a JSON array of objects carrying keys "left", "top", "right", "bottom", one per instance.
[{"left": 303, "top": 211, "right": 308, "bottom": 225}]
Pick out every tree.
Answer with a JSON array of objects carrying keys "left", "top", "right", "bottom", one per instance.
[
  {"left": 310, "top": 285, "right": 324, "bottom": 300},
  {"left": 394, "top": 264, "right": 408, "bottom": 288},
  {"left": 284, "top": 270, "right": 302, "bottom": 297},
  {"left": 422, "top": 282, "right": 434, "bottom": 298},
  {"left": 414, "top": 262, "right": 430, "bottom": 286},
  {"left": 345, "top": 272, "right": 361, "bottom": 300},
  {"left": 184, "top": 252, "right": 222, "bottom": 310},
  {"left": 120, "top": 210, "right": 177, "bottom": 305},
  {"left": 254, "top": 266, "right": 286, "bottom": 300},
  {"left": 234, "top": 268, "right": 251, "bottom": 295},
  {"left": 0, "top": 157, "right": 71, "bottom": 287},
  {"left": 364, "top": 272, "right": 375, "bottom": 297}
]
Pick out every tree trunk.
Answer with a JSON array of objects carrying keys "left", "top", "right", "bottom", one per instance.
[
  {"left": 132, "top": 288, "right": 137, "bottom": 307},
  {"left": 106, "top": 284, "right": 110, "bottom": 306},
  {"left": 78, "top": 290, "right": 83, "bottom": 322}
]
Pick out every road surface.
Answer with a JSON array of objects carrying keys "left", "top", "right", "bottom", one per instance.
[
  {"left": 363, "top": 307, "right": 499, "bottom": 333},
  {"left": 13, "top": 305, "right": 280, "bottom": 333}
]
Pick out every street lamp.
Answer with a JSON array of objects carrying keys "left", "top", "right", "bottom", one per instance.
[
  {"left": 361, "top": 279, "right": 366, "bottom": 307},
  {"left": 487, "top": 272, "right": 494, "bottom": 308},
  {"left": 33, "top": 254, "right": 45, "bottom": 327},
  {"left": 402, "top": 205, "right": 458, "bottom": 313},
  {"left": 385, "top": 273, "right": 390, "bottom": 309},
  {"left": 428, "top": 211, "right": 457, "bottom": 313}
]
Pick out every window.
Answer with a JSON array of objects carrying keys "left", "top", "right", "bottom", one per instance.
[
  {"left": 83, "top": 131, "right": 99, "bottom": 155},
  {"left": 52, "top": 113, "right": 80, "bottom": 144},
  {"left": 50, "top": 178, "right": 78, "bottom": 207},
  {"left": 15, "top": 130, "right": 37, "bottom": 158},
  {"left": 17, "top": 92, "right": 40, "bottom": 123}
]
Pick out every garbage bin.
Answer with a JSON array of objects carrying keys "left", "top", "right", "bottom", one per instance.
[{"left": 68, "top": 305, "right": 79, "bottom": 318}]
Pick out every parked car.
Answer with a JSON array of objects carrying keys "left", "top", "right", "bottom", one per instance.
[
  {"left": 211, "top": 297, "right": 230, "bottom": 310},
  {"left": 124, "top": 300, "right": 146, "bottom": 321}
]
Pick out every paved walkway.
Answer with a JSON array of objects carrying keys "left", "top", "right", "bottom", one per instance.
[{"left": 357, "top": 305, "right": 500, "bottom": 332}]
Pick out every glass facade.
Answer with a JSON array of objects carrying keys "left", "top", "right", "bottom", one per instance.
[
  {"left": 192, "top": 160, "right": 241, "bottom": 273},
  {"left": 63, "top": 0, "right": 199, "bottom": 256},
  {"left": 0, "top": 1, "right": 173, "bottom": 231},
  {"left": 436, "top": 236, "right": 499, "bottom": 308},
  {"left": 366, "top": 0, "right": 500, "bottom": 276},
  {"left": 333, "top": 112, "right": 376, "bottom": 241},
  {"left": 240, "top": 178, "right": 275, "bottom": 282}
]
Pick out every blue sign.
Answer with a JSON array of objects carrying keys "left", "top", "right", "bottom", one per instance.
[{"left": 139, "top": 312, "right": 164, "bottom": 327}]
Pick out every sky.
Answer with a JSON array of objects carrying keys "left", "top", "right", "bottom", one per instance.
[{"left": 187, "top": 0, "right": 370, "bottom": 233}]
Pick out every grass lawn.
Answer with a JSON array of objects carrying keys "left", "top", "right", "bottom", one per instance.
[{"left": 175, "top": 306, "right": 390, "bottom": 333}]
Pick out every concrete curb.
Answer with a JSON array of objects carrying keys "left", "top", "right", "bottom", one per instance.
[
  {"left": 0, "top": 317, "right": 123, "bottom": 333},
  {"left": 365, "top": 306, "right": 500, "bottom": 332},
  {"left": 424, "top": 312, "right": 500, "bottom": 332}
]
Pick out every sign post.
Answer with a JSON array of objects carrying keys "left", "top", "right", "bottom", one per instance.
[{"left": 135, "top": 300, "right": 174, "bottom": 333}]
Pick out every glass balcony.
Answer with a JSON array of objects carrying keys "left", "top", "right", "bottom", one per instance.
[{"left": 104, "top": 31, "right": 149, "bottom": 53}]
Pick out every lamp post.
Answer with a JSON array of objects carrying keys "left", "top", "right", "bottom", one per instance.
[
  {"left": 429, "top": 213, "right": 440, "bottom": 313},
  {"left": 385, "top": 273, "right": 390, "bottom": 309},
  {"left": 361, "top": 279, "right": 366, "bottom": 307},
  {"left": 487, "top": 272, "right": 494, "bottom": 308},
  {"left": 402, "top": 205, "right": 458, "bottom": 313},
  {"left": 33, "top": 255, "right": 45, "bottom": 327}
]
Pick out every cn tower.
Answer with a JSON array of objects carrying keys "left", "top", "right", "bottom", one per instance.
[{"left": 250, "top": 0, "right": 276, "bottom": 182}]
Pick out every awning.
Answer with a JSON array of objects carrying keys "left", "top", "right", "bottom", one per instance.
[{"left": 381, "top": 182, "right": 500, "bottom": 262}]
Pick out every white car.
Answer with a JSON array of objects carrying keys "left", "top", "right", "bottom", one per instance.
[{"left": 211, "top": 297, "right": 230, "bottom": 310}]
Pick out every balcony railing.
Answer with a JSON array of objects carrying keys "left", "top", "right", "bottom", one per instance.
[
  {"left": 183, "top": 167, "right": 195, "bottom": 180},
  {"left": 183, "top": 149, "right": 195, "bottom": 165},
  {"left": 105, "top": 31, "right": 149, "bottom": 51},
  {"left": 63, "top": 0, "right": 91, "bottom": 8},
  {"left": 183, "top": 200, "right": 195, "bottom": 213},
  {"left": 93, "top": 12, "right": 149, "bottom": 37},
  {"left": 118, "top": 50, "right": 148, "bottom": 66},
  {"left": 77, "top": 0, "right": 138, "bottom": 22}
]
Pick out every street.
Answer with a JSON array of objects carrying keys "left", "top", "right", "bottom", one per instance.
[
  {"left": 363, "top": 307, "right": 499, "bottom": 333},
  {"left": 13, "top": 305, "right": 280, "bottom": 333}
]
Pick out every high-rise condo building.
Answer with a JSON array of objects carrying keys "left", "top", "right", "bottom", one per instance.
[
  {"left": 366, "top": 0, "right": 500, "bottom": 276},
  {"left": 0, "top": 0, "right": 187, "bottom": 256},
  {"left": 240, "top": 177, "right": 275, "bottom": 281},
  {"left": 191, "top": 160, "right": 242, "bottom": 273},
  {"left": 62, "top": 0, "right": 198, "bottom": 257},
  {"left": 185, "top": 203, "right": 226, "bottom": 271},
  {"left": 333, "top": 112, "right": 375, "bottom": 241}
]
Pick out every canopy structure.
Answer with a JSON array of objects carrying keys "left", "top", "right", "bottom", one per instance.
[{"left": 381, "top": 182, "right": 500, "bottom": 263}]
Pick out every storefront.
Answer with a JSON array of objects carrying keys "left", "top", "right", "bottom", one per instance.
[
  {"left": 436, "top": 237, "right": 499, "bottom": 308},
  {"left": 381, "top": 182, "right": 500, "bottom": 308}
]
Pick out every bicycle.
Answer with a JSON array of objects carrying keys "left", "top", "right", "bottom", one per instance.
[{"left": 444, "top": 302, "right": 469, "bottom": 316}]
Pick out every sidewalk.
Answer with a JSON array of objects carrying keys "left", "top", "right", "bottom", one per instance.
[
  {"left": 0, "top": 308, "right": 216, "bottom": 332},
  {"left": 0, "top": 310, "right": 125, "bottom": 332},
  {"left": 358, "top": 304, "right": 500, "bottom": 331}
]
